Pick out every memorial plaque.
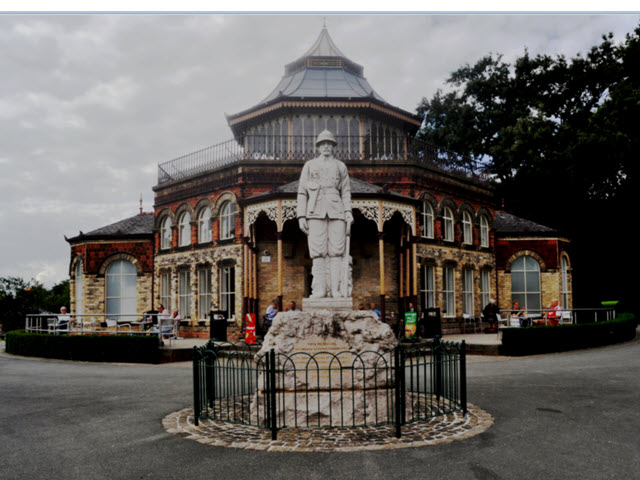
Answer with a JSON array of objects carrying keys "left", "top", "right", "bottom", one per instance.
[{"left": 288, "top": 335, "right": 351, "bottom": 390}]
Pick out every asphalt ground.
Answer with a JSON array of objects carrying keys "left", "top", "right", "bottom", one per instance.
[{"left": 1, "top": 334, "right": 639, "bottom": 480}]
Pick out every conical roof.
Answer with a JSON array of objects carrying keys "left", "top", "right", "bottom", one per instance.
[{"left": 260, "top": 26, "right": 385, "bottom": 104}]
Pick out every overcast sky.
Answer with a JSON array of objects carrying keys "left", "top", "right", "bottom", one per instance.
[{"left": 1, "top": 13, "right": 638, "bottom": 287}]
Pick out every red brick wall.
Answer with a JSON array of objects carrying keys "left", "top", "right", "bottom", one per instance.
[{"left": 71, "top": 239, "right": 154, "bottom": 274}]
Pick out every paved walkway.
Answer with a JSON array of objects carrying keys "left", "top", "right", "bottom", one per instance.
[
  {"left": 1, "top": 334, "right": 639, "bottom": 479},
  {"left": 165, "top": 404, "right": 493, "bottom": 452}
]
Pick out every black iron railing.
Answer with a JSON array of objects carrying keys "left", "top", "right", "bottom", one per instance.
[
  {"left": 158, "top": 135, "right": 489, "bottom": 185},
  {"left": 192, "top": 338, "right": 467, "bottom": 439}
]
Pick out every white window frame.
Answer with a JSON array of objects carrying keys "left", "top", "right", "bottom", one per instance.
[
  {"left": 160, "top": 272, "right": 172, "bottom": 311},
  {"left": 220, "top": 266, "right": 235, "bottom": 319},
  {"left": 178, "top": 212, "right": 191, "bottom": 247},
  {"left": 421, "top": 202, "right": 434, "bottom": 239},
  {"left": 480, "top": 215, "right": 489, "bottom": 248},
  {"left": 480, "top": 270, "right": 491, "bottom": 309},
  {"left": 75, "top": 261, "right": 83, "bottom": 315},
  {"left": 443, "top": 266, "right": 455, "bottom": 317},
  {"left": 561, "top": 256, "right": 569, "bottom": 308},
  {"left": 462, "top": 211, "right": 473, "bottom": 245},
  {"left": 511, "top": 256, "right": 541, "bottom": 312},
  {"left": 178, "top": 270, "right": 191, "bottom": 318},
  {"left": 220, "top": 202, "right": 236, "bottom": 241},
  {"left": 420, "top": 265, "right": 435, "bottom": 309},
  {"left": 198, "top": 207, "right": 212, "bottom": 244},
  {"left": 105, "top": 260, "right": 137, "bottom": 320},
  {"left": 462, "top": 268, "right": 474, "bottom": 315},
  {"left": 443, "top": 207, "right": 454, "bottom": 242},
  {"left": 198, "top": 268, "right": 212, "bottom": 320},
  {"left": 160, "top": 216, "right": 173, "bottom": 250}
]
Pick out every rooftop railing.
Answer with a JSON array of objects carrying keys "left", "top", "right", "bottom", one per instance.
[{"left": 157, "top": 134, "right": 490, "bottom": 185}]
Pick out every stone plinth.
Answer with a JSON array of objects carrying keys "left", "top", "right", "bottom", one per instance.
[
  {"left": 301, "top": 297, "right": 353, "bottom": 312},
  {"left": 251, "top": 310, "right": 398, "bottom": 427}
]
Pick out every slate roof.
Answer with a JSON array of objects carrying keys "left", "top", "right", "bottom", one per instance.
[
  {"left": 494, "top": 211, "right": 557, "bottom": 236},
  {"left": 243, "top": 177, "right": 416, "bottom": 204},
  {"left": 67, "top": 213, "right": 154, "bottom": 242}
]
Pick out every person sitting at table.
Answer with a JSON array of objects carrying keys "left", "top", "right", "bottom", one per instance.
[
  {"left": 511, "top": 300, "right": 529, "bottom": 327},
  {"left": 533, "top": 299, "right": 561, "bottom": 326},
  {"left": 57, "top": 306, "right": 71, "bottom": 332},
  {"left": 370, "top": 302, "right": 381, "bottom": 319},
  {"left": 482, "top": 299, "right": 500, "bottom": 333},
  {"left": 545, "top": 299, "right": 561, "bottom": 326}
]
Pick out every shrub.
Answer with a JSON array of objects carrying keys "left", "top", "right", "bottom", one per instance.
[
  {"left": 500, "top": 313, "right": 636, "bottom": 356},
  {"left": 5, "top": 330, "right": 161, "bottom": 364}
]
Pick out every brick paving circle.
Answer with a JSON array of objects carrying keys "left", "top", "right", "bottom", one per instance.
[{"left": 163, "top": 404, "right": 493, "bottom": 452}]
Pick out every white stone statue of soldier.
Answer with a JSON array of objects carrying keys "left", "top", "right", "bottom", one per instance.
[{"left": 297, "top": 130, "right": 353, "bottom": 298}]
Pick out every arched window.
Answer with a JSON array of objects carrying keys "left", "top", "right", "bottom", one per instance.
[
  {"left": 106, "top": 260, "right": 137, "bottom": 319},
  {"left": 178, "top": 212, "right": 191, "bottom": 247},
  {"left": 198, "top": 207, "right": 212, "bottom": 243},
  {"left": 561, "top": 256, "right": 570, "bottom": 308},
  {"left": 421, "top": 202, "right": 434, "bottom": 239},
  {"left": 160, "top": 216, "right": 173, "bottom": 250},
  {"left": 479, "top": 215, "right": 489, "bottom": 248},
  {"left": 511, "top": 256, "right": 541, "bottom": 312},
  {"left": 462, "top": 211, "right": 473, "bottom": 245},
  {"left": 443, "top": 207, "right": 454, "bottom": 242},
  {"left": 75, "top": 261, "right": 83, "bottom": 315},
  {"left": 219, "top": 201, "right": 236, "bottom": 240}
]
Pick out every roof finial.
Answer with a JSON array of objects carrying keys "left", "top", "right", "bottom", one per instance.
[{"left": 139, "top": 194, "right": 143, "bottom": 214}]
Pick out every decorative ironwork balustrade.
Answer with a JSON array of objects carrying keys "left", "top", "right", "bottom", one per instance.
[{"left": 158, "top": 135, "right": 490, "bottom": 185}]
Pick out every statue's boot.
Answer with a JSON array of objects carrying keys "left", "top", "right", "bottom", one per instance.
[
  {"left": 330, "top": 257, "right": 343, "bottom": 298},
  {"left": 310, "top": 257, "right": 327, "bottom": 298}
]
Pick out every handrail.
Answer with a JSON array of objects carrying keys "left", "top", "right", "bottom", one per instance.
[
  {"left": 25, "top": 313, "right": 164, "bottom": 336},
  {"left": 157, "top": 134, "right": 491, "bottom": 185}
]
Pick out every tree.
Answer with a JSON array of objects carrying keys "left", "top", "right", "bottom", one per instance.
[
  {"left": 0, "top": 277, "right": 70, "bottom": 334},
  {"left": 416, "top": 24, "right": 640, "bottom": 313}
]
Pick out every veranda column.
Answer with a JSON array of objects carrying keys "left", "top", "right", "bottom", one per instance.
[
  {"left": 378, "top": 199, "right": 386, "bottom": 322},
  {"left": 277, "top": 200, "right": 284, "bottom": 312},
  {"left": 242, "top": 239, "right": 249, "bottom": 330}
]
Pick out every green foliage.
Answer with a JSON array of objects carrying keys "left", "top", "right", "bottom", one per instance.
[
  {"left": 0, "top": 277, "right": 70, "bottom": 333},
  {"left": 5, "top": 330, "right": 161, "bottom": 364},
  {"left": 499, "top": 314, "right": 636, "bottom": 356},
  {"left": 416, "top": 23, "right": 640, "bottom": 313}
]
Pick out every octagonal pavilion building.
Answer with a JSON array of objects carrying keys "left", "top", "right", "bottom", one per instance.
[{"left": 67, "top": 26, "right": 573, "bottom": 338}]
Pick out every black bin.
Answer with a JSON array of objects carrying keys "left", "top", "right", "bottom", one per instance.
[
  {"left": 422, "top": 307, "right": 442, "bottom": 338},
  {"left": 209, "top": 309, "right": 227, "bottom": 341}
]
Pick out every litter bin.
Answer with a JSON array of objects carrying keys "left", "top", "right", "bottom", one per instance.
[
  {"left": 423, "top": 307, "right": 442, "bottom": 338},
  {"left": 210, "top": 309, "right": 227, "bottom": 341}
]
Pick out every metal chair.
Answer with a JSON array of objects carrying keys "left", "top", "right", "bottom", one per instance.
[
  {"left": 462, "top": 314, "right": 479, "bottom": 333},
  {"left": 106, "top": 318, "right": 132, "bottom": 335},
  {"left": 560, "top": 310, "right": 573, "bottom": 324},
  {"left": 158, "top": 317, "right": 177, "bottom": 345}
]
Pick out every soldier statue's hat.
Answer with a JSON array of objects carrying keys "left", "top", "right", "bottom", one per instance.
[{"left": 315, "top": 129, "right": 337, "bottom": 147}]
